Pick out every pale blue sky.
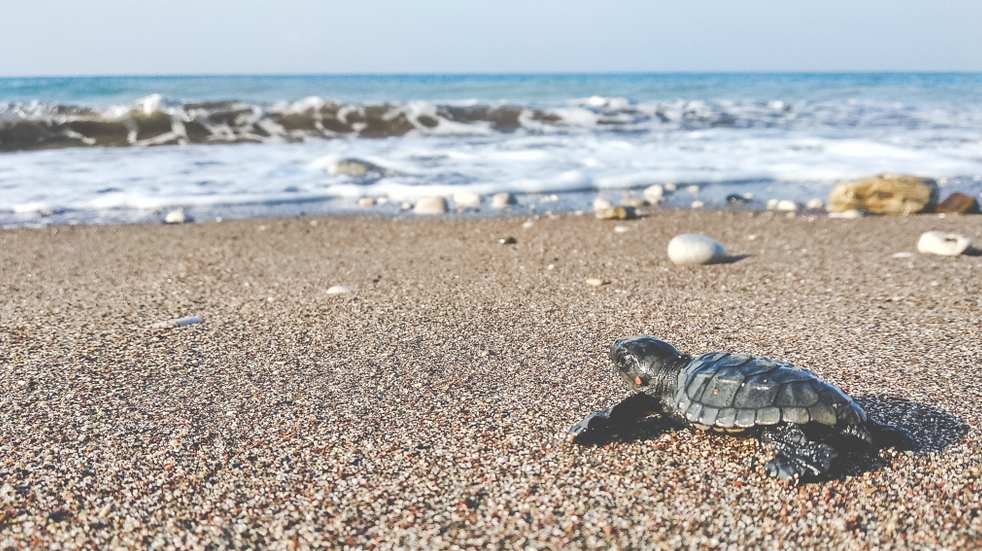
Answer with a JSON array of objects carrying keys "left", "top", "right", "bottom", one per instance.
[{"left": 2, "top": 1, "right": 981, "bottom": 76}]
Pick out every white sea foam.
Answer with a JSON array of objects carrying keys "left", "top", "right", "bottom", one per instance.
[{"left": 3, "top": 93, "right": 982, "bottom": 225}]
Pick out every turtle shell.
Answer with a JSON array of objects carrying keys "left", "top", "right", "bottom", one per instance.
[{"left": 672, "top": 352, "right": 867, "bottom": 430}]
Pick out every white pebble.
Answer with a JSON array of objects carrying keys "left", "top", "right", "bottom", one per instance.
[
  {"left": 613, "top": 225, "right": 630, "bottom": 233},
  {"left": 643, "top": 184, "right": 664, "bottom": 204},
  {"left": 686, "top": 185, "right": 700, "bottom": 195},
  {"left": 667, "top": 234, "right": 727, "bottom": 265},
  {"left": 453, "top": 191, "right": 481, "bottom": 209},
  {"left": 663, "top": 182, "right": 677, "bottom": 192},
  {"left": 163, "top": 208, "right": 190, "bottom": 224},
  {"left": 413, "top": 196, "right": 448, "bottom": 215},
  {"left": 767, "top": 199, "right": 799, "bottom": 212},
  {"left": 326, "top": 285, "right": 354, "bottom": 295},
  {"left": 148, "top": 315, "right": 203, "bottom": 329},
  {"left": 585, "top": 278, "right": 608, "bottom": 286},
  {"left": 916, "top": 231, "right": 971, "bottom": 256},
  {"left": 690, "top": 200, "right": 705, "bottom": 209},
  {"left": 592, "top": 197, "right": 613, "bottom": 211},
  {"left": 806, "top": 198, "right": 824, "bottom": 210},
  {"left": 828, "top": 209, "right": 865, "bottom": 219},
  {"left": 491, "top": 192, "right": 516, "bottom": 209},
  {"left": 357, "top": 197, "right": 377, "bottom": 208},
  {"left": 891, "top": 251, "right": 913, "bottom": 258}
]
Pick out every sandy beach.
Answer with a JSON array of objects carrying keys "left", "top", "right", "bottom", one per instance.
[{"left": 1, "top": 210, "right": 980, "bottom": 548}]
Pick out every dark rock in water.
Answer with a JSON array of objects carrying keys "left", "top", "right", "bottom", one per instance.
[
  {"left": 333, "top": 158, "right": 389, "bottom": 179},
  {"left": 417, "top": 115, "right": 439, "bottom": 128},
  {"left": 937, "top": 192, "right": 980, "bottom": 214},
  {"left": 726, "top": 193, "right": 752, "bottom": 205}
]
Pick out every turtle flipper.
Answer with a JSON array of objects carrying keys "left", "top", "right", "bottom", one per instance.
[
  {"left": 568, "top": 392, "right": 660, "bottom": 445},
  {"left": 760, "top": 424, "right": 838, "bottom": 482}
]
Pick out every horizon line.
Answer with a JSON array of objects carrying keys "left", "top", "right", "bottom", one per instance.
[{"left": 3, "top": 69, "right": 982, "bottom": 79}]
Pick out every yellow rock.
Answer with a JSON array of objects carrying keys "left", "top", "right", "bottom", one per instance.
[
  {"left": 828, "top": 174, "right": 938, "bottom": 215},
  {"left": 594, "top": 206, "right": 637, "bottom": 220}
]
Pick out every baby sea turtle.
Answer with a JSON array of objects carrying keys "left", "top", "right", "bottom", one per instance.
[{"left": 569, "top": 336, "right": 913, "bottom": 481}]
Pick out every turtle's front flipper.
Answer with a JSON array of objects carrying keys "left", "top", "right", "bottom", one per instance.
[
  {"left": 568, "top": 392, "right": 660, "bottom": 445},
  {"left": 760, "top": 424, "right": 838, "bottom": 482}
]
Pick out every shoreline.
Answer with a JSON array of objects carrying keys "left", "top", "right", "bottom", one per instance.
[{"left": 2, "top": 211, "right": 980, "bottom": 547}]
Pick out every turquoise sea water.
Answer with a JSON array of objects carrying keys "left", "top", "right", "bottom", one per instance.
[
  {"left": 2, "top": 73, "right": 981, "bottom": 225},
  {"left": 4, "top": 72, "right": 982, "bottom": 105}
]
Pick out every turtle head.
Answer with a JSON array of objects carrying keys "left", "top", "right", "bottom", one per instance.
[{"left": 609, "top": 336, "right": 689, "bottom": 396}]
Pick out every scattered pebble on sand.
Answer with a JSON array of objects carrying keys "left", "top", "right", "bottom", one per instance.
[
  {"left": 326, "top": 284, "right": 354, "bottom": 295},
  {"left": 828, "top": 209, "right": 866, "bottom": 219},
  {"left": 148, "top": 315, "right": 203, "bottom": 329},
  {"left": 521, "top": 219, "right": 535, "bottom": 229},
  {"left": 806, "top": 198, "right": 825, "bottom": 210},
  {"left": 413, "top": 197, "right": 448, "bottom": 215},
  {"left": 491, "top": 192, "right": 516, "bottom": 209},
  {"left": 357, "top": 197, "right": 377, "bottom": 208},
  {"left": 667, "top": 233, "right": 728, "bottom": 265},
  {"left": 163, "top": 208, "right": 190, "bottom": 224},
  {"left": 453, "top": 191, "right": 482, "bottom": 209},
  {"left": 497, "top": 236, "right": 517, "bottom": 245},
  {"left": 891, "top": 251, "right": 914, "bottom": 259},
  {"left": 585, "top": 277, "right": 609, "bottom": 286},
  {"left": 595, "top": 206, "right": 636, "bottom": 220},
  {"left": 592, "top": 197, "right": 614, "bottom": 211},
  {"left": 613, "top": 225, "right": 630, "bottom": 233},
  {"left": 767, "top": 199, "right": 799, "bottom": 212},
  {"left": 917, "top": 231, "right": 971, "bottom": 256},
  {"left": 643, "top": 184, "right": 664, "bottom": 204},
  {"left": 691, "top": 200, "right": 705, "bottom": 209}
]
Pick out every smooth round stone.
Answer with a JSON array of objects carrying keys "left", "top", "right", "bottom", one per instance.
[
  {"left": 767, "top": 199, "right": 799, "bottom": 212},
  {"left": 643, "top": 184, "right": 664, "bottom": 204},
  {"left": 690, "top": 200, "right": 705, "bottom": 209},
  {"left": 828, "top": 209, "right": 865, "bottom": 219},
  {"left": 667, "top": 234, "right": 727, "bottom": 265},
  {"left": 592, "top": 197, "right": 613, "bottom": 211},
  {"left": 453, "top": 191, "right": 482, "bottom": 209},
  {"left": 916, "top": 231, "right": 971, "bottom": 256},
  {"left": 413, "top": 196, "right": 448, "bottom": 215},
  {"left": 326, "top": 285, "right": 354, "bottom": 295},
  {"left": 806, "top": 198, "right": 825, "bottom": 210},
  {"left": 357, "top": 197, "right": 377, "bottom": 208},
  {"left": 163, "top": 208, "right": 190, "bottom": 224},
  {"left": 595, "top": 206, "right": 636, "bottom": 220},
  {"left": 491, "top": 192, "right": 516, "bottom": 209}
]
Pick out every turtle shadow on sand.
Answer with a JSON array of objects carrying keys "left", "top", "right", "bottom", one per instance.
[{"left": 576, "top": 394, "right": 968, "bottom": 482}]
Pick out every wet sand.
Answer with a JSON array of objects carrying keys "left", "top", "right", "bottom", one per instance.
[{"left": 1, "top": 211, "right": 980, "bottom": 548}]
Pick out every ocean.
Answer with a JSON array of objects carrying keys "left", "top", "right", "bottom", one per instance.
[{"left": 2, "top": 73, "right": 981, "bottom": 225}]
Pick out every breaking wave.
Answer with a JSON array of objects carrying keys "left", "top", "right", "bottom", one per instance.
[{"left": 4, "top": 93, "right": 979, "bottom": 152}]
